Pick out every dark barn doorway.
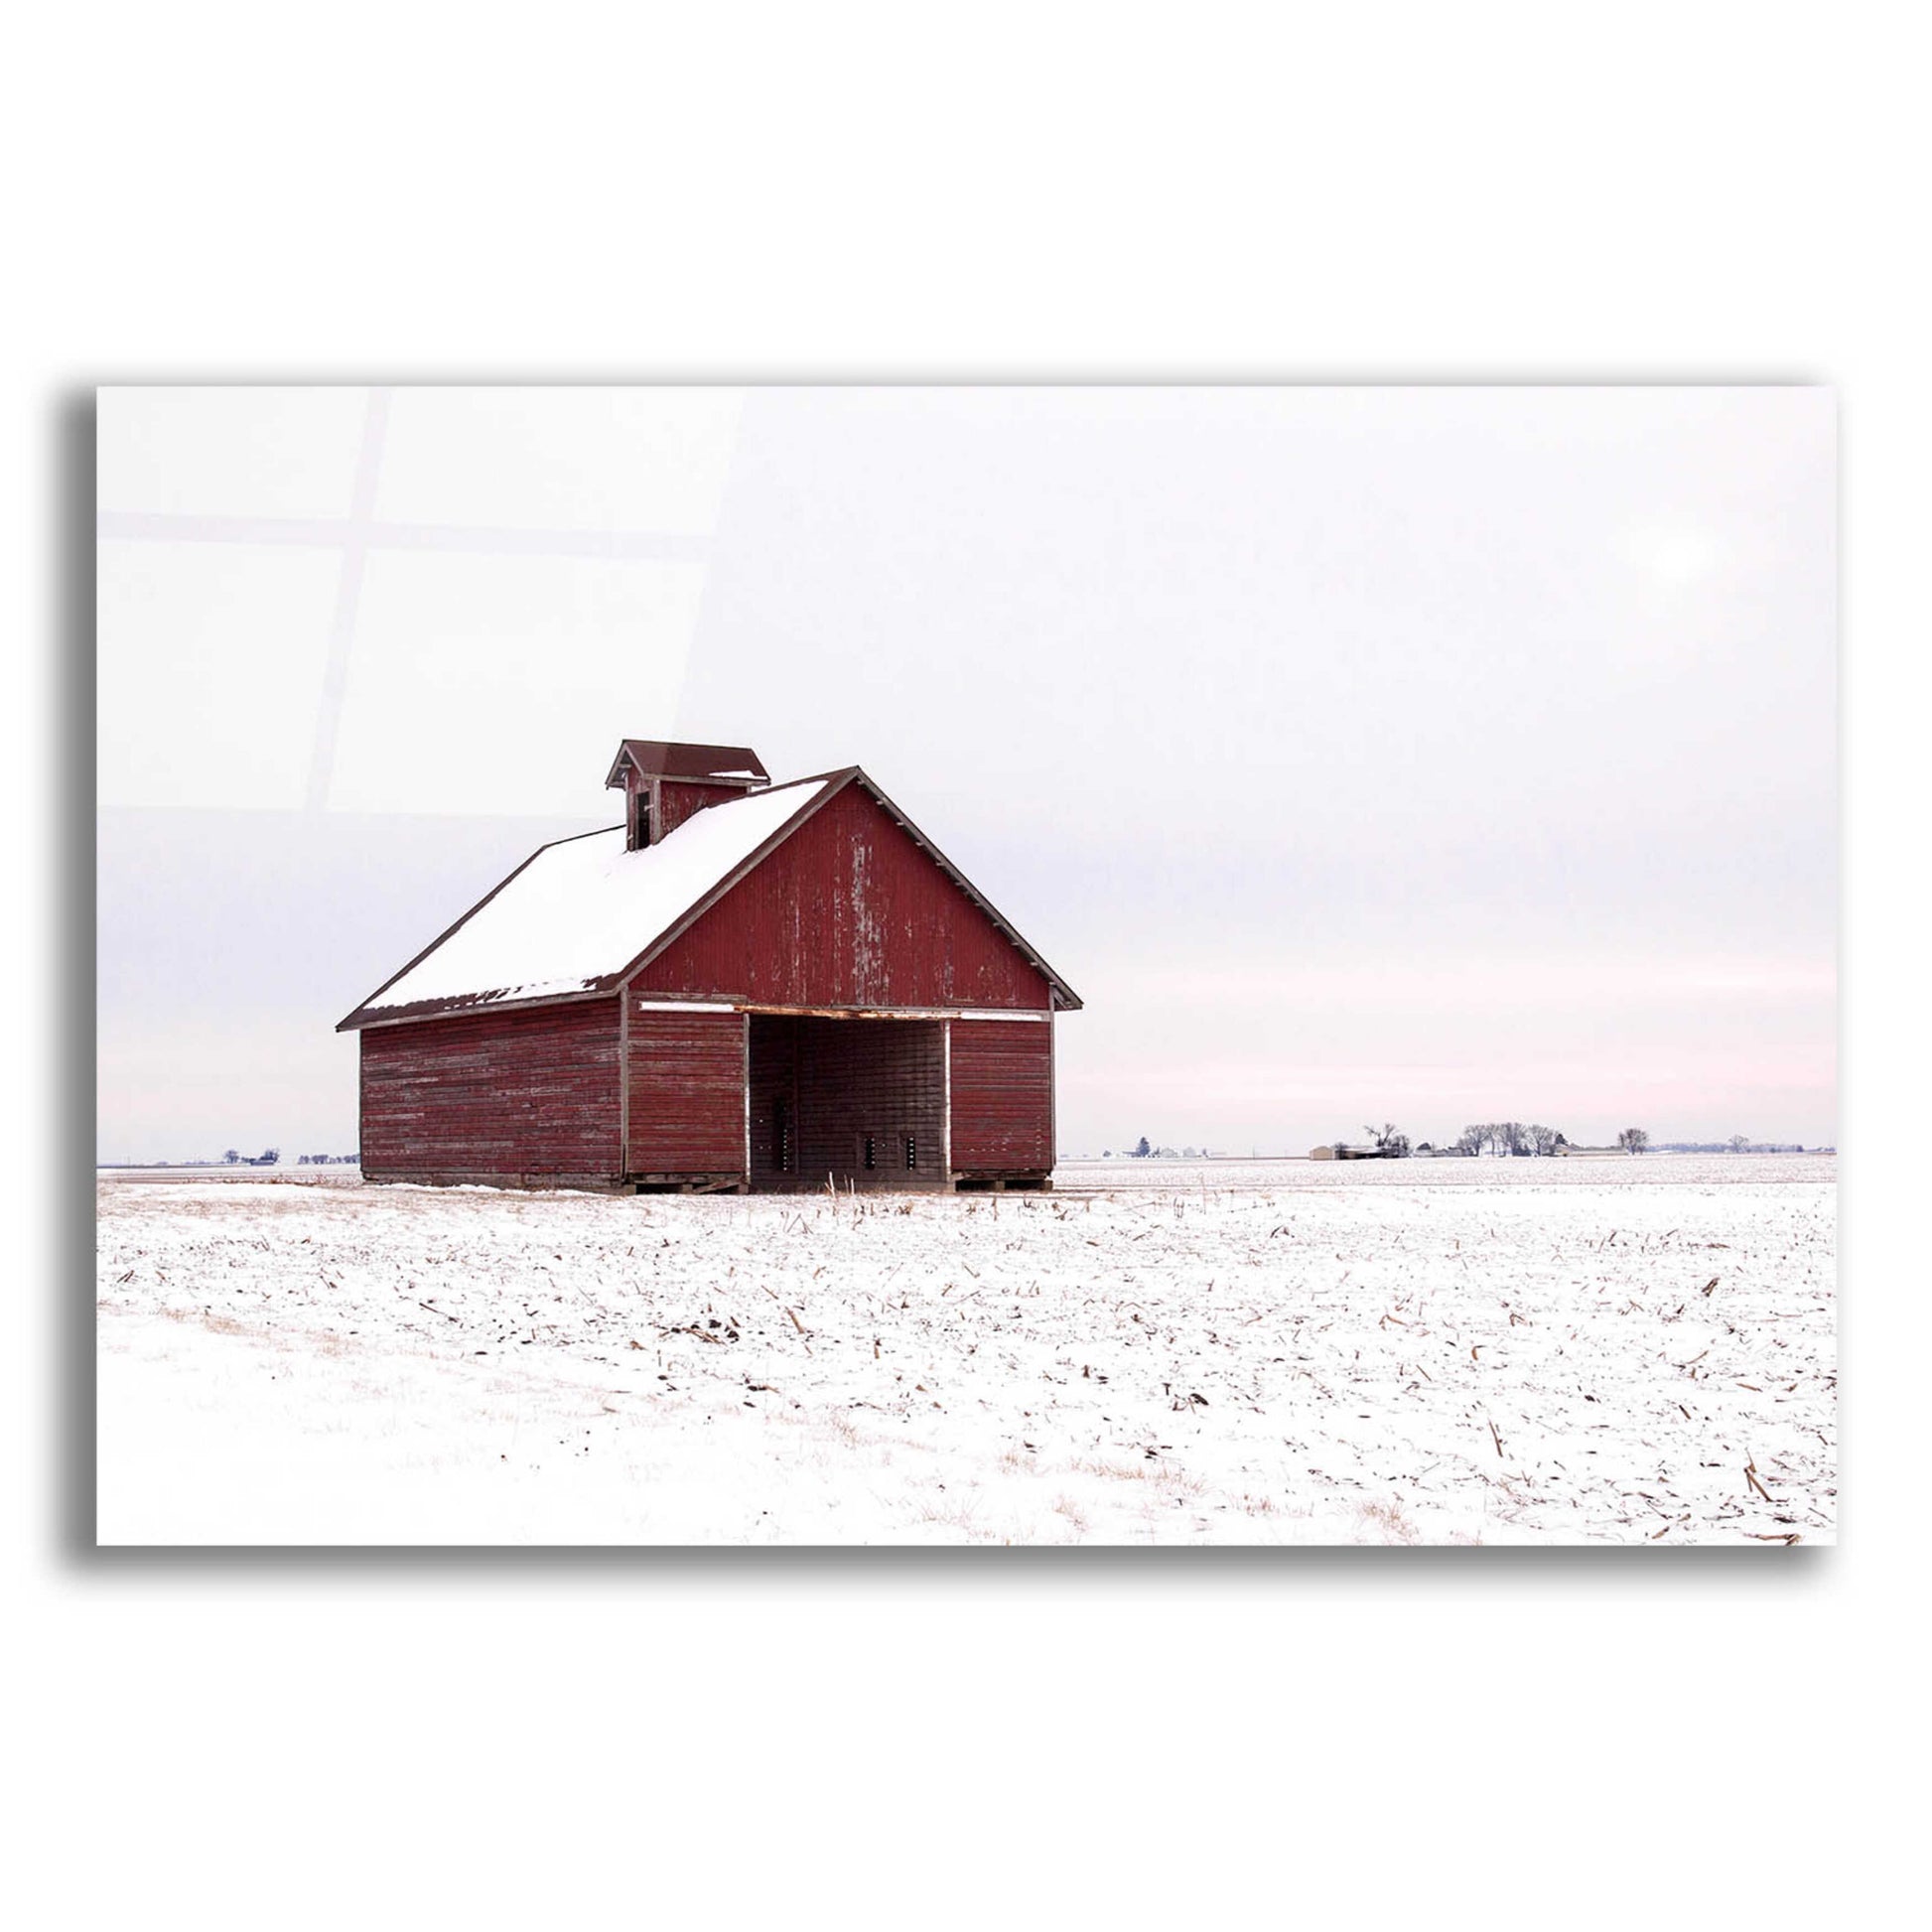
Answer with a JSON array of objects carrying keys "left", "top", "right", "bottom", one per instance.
[{"left": 748, "top": 1015, "right": 944, "bottom": 1188}]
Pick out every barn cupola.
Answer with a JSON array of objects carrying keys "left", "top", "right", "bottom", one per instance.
[{"left": 606, "top": 740, "right": 770, "bottom": 851}]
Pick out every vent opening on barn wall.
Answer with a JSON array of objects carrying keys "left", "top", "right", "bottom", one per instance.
[{"left": 338, "top": 740, "right": 1079, "bottom": 1193}]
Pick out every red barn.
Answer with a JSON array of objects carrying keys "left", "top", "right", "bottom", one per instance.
[{"left": 337, "top": 741, "right": 1081, "bottom": 1192}]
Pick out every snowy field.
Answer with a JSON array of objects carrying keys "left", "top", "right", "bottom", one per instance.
[{"left": 95, "top": 1156, "right": 1836, "bottom": 1545}]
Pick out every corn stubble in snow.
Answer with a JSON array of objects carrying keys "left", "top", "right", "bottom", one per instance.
[{"left": 94, "top": 1155, "right": 1836, "bottom": 1546}]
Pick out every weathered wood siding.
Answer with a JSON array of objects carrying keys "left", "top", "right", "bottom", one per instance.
[
  {"left": 655, "top": 778, "right": 751, "bottom": 838},
  {"left": 748, "top": 1015, "right": 943, "bottom": 1185},
  {"left": 631, "top": 783, "right": 1054, "bottom": 1012},
  {"left": 359, "top": 1000, "right": 621, "bottom": 1183},
  {"left": 626, "top": 1003, "right": 747, "bottom": 1174},
  {"left": 949, "top": 1019, "right": 1053, "bottom": 1173}
]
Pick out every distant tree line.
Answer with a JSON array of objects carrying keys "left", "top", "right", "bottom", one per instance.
[
  {"left": 1341, "top": 1125, "right": 1814, "bottom": 1158},
  {"left": 1317, "top": 1122, "right": 1656, "bottom": 1158},
  {"left": 1093, "top": 1122, "right": 1817, "bottom": 1162},
  {"left": 1441, "top": 1122, "right": 1568, "bottom": 1157},
  {"left": 217, "top": 1148, "right": 359, "bottom": 1166}
]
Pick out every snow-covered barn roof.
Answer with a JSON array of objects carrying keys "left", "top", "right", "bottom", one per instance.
[{"left": 338, "top": 767, "right": 1081, "bottom": 1030}]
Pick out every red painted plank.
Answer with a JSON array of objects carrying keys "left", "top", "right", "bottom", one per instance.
[
  {"left": 629, "top": 784, "right": 1053, "bottom": 1012},
  {"left": 950, "top": 1019, "right": 1053, "bottom": 1172},
  {"left": 360, "top": 1000, "right": 621, "bottom": 1180},
  {"left": 655, "top": 779, "right": 751, "bottom": 838},
  {"left": 626, "top": 1005, "right": 745, "bottom": 1173}
]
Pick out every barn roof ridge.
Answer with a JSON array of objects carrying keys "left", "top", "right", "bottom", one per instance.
[{"left": 338, "top": 759, "right": 1079, "bottom": 1032}]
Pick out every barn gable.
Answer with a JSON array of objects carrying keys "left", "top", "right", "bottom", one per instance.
[
  {"left": 339, "top": 766, "right": 1078, "bottom": 1031},
  {"left": 627, "top": 777, "right": 1061, "bottom": 1012}
]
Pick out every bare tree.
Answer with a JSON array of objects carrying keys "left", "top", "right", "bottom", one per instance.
[
  {"left": 1726, "top": 1134, "right": 1751, "bottom": 1154},
  {"left": 1364, "top": 1123, "right": 1412, "bottom": 1158},
  {"left": 1527, "top": 1123, "right": 1562, "bottom": 1158},
  {"left": 1454, "top": 1126, "right": 1484, "bottom": 1157},
  {"left": 1616, "top": 1127, "right": 1650, "bottom": 1154}
]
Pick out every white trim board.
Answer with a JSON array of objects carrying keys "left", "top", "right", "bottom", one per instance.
[{"left": 629, "top": 1000, "right": 1051, "bottom": 1022}]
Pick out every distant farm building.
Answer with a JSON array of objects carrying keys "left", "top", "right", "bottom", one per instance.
[{"left": 337, "top": 742, "right": 1081, "bottom": 1192}]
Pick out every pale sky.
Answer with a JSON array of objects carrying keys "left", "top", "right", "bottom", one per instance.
[{"left": 95, "top": 385, "right": 1836, "bottom": 1159}]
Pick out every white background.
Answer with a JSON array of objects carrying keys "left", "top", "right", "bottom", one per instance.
[{"left": 12, "top": 4, "right": 1922, "bottom": 1927}]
